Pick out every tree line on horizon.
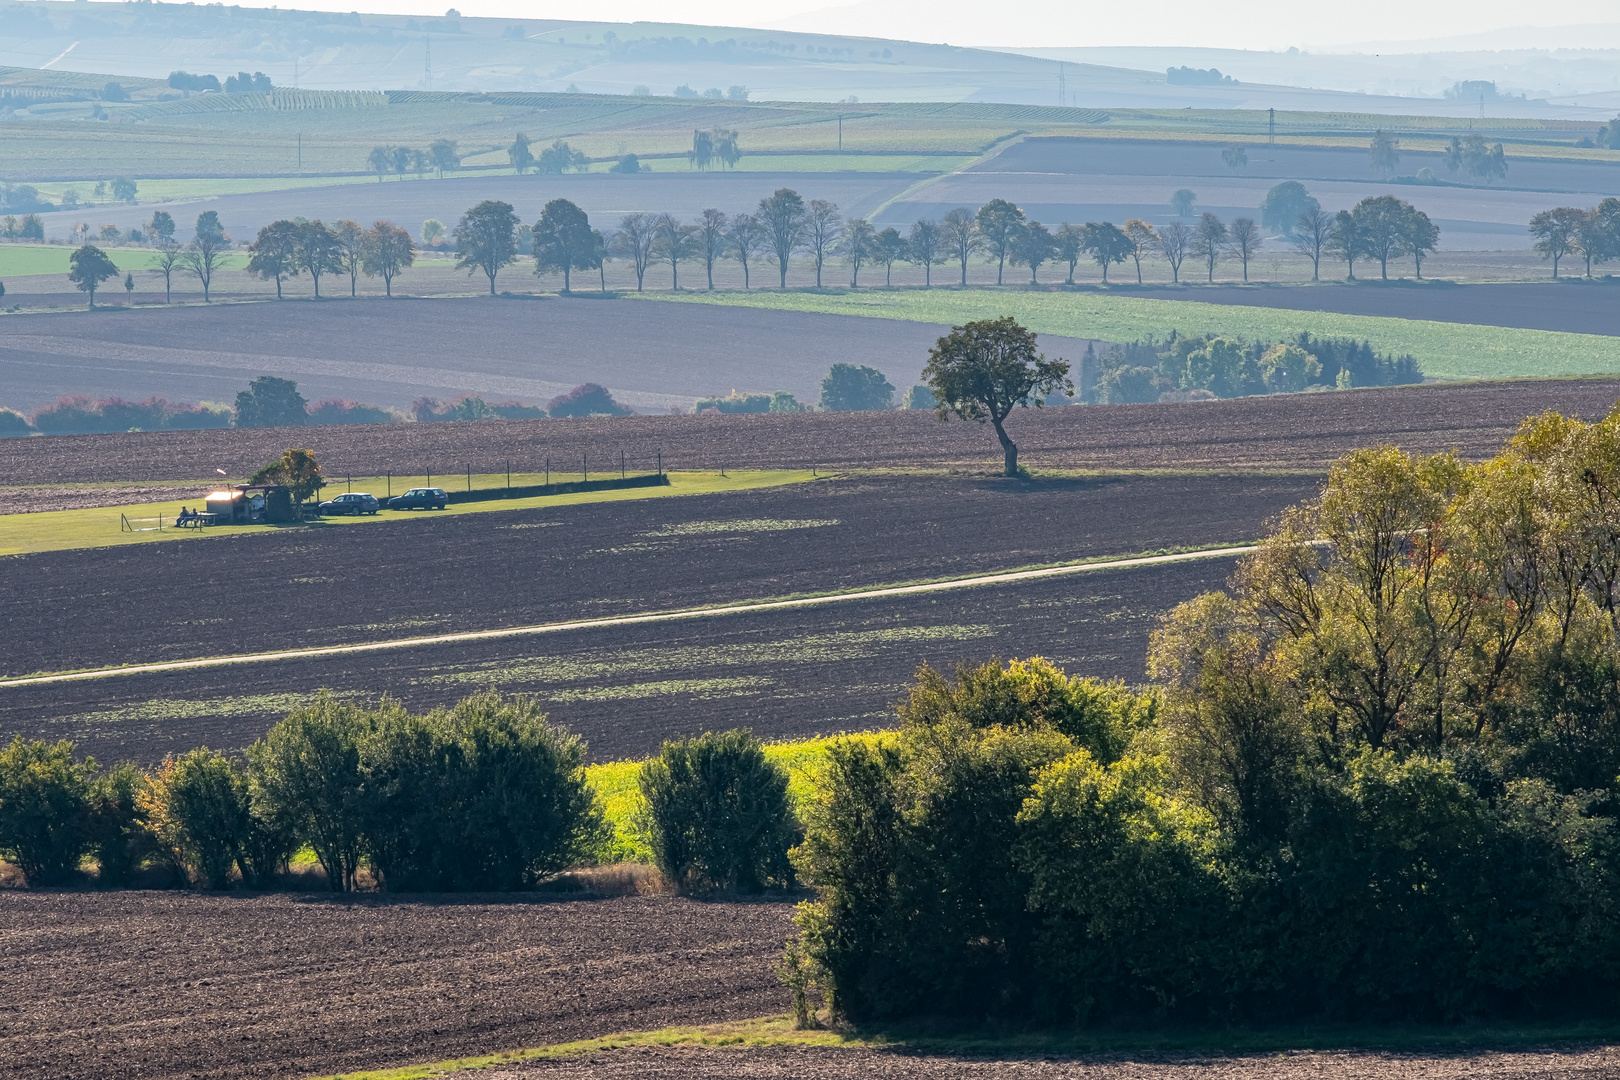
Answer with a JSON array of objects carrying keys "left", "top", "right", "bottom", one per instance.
[{"left": 44, "top": 178, "right": 1620, "bottom": 307}]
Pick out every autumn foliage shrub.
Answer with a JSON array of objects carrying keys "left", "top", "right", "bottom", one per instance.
[{"left": 791, "top": 405, "right": 1620, "bottom": 1025}]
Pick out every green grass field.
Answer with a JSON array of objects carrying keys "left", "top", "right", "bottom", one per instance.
[
  {"left": 0, "top": 243, "right": 250, "bottom": 277},
  {"left": 0, "top": 470, "right": 813, "bottom": 557},
  {"left": 637, "top": 288, "right": 1620, "bottom": 381}
]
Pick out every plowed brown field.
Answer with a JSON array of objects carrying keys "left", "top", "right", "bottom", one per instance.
[
  {"left": 472, "top": 1042, "right": 1620, "bottom": 1079},
  {"left": 3, "top": 378, "right": 1618, "bottom": 488},
  {"left": 0, "top": 891, "right": 792, "bottom": 1080}
]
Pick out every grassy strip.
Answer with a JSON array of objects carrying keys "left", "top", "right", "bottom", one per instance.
[
  {"left": 0, "top": 471, "right": 815, "bottom": 558},
  {"left": 0, "top": 243, "right": 250, "bottom": 277},
  {"left": 633, "top": 288, "right": 1620, "bottom": 382},
  {"left": 314, "top": 1013, "right": 1620, "bottom": 1078}
]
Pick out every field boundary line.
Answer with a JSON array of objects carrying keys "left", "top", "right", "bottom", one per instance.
[{"left": 0, "top": 545, "right": 1254, "bottom": 688}]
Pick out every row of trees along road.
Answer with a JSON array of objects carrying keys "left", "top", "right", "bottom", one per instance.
[
  {"left": 447, "top": 186, "right": 1447, "bottom": 296},
  {"left": 247, "top": 219, "right": 416, "bottom": 298},
  {"left": 64, "top": 210, "right": 231, "bottom": 306},
  {"left": 1530, "top": 199, "right": 1620, "bottom": 278}
]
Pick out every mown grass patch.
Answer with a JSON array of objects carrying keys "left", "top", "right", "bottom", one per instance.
[
  {"left": 317, "top": 1013, "right": 1620, "bottom": 1079},
  {"left": 0, "top": 471, "right": 815, "bottom": 557},
  {"left": 636, "top": 288, "right": 1620, "bottom": 382}
]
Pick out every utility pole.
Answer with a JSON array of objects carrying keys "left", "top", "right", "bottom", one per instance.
[
  {"left": 1057, "top": 62, "right": 1066, "bottom": 108},
  {"left": 837, "top": 113, "right": 842, "bottom": 152},
  {"left": 297, "top": 132, "right": 302, "bottom": 173},
  {"left": 424, "top": 38, "right": 432, "bottom": 91},
  {"left": 1268, "top": 107, "right": 1275, "bottom": 161}
]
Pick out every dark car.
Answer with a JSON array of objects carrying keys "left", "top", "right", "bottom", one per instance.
[
  {"left": 388, "top": 487, "right": 449, "bottom": 511},
  {"left": 318, "top": 492, "right": 380, "bottom": 516}
]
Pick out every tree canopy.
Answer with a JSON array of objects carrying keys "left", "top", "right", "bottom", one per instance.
[
  {"left": 67, "top": 245, "right": 118, "bottom": 308},
  {"left": 921, "top": 317, "right": 1071, "bottom": 477},
  {"left": 454, "top": 201, "right": 520, "bottom": 295}
]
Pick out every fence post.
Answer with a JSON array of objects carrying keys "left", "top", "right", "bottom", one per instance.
[
  {"left": 506, "top": 460, "right": 511, "bottom": 497},
  {"left": 387, "top": 471, "right": 391, "bottom": 498},
  {"left": 657, "top": 450, "right": 662, "bottom": 478},
  {"left": 583, "top": 453, "right": 587, "bottom": 482},
  {"left": 466, "top": 464, "right": 471, "bottom": 492},
  {"left": 621, "top": 450, "right": 625, "bottom": 479}
]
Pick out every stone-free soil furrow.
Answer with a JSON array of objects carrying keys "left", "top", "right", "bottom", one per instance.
[
  {"left": 2, "top": 378, "right": 1617, "bottom": 487},
  {"left": 0, "top": 556, "right": 1233, "bottom": 766},
  {"left": 0, "top": 474, "right": 1317, "bottom": 678},
  {"left": 475, "top": 1042, "right": 1620, "bottom": 1079},
  {"left": 0, "top": 891, "right": 792, "bottom": 1080}
]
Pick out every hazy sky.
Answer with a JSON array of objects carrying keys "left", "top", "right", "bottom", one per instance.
[{"left": 321, "top": 0, "right": 1619, "bottom": 51}]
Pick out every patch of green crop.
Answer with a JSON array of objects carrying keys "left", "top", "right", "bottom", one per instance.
[
  {"left": 421, "top": 624, "right": 997, "bottom": 689},
  {"left": 646, "top": 518, "right": 841, "bottom": 536},
  {"left": 635, "top": 288, "right": 1620, "bottom": 382},
  {"left": 63, "top": 691, "right": 353, "bottom": 728},
  {"left": 550, "top": 675, "right": 771, "bottom": 703},
  {"left": 584, "top": 731, "right": 890, "bottom": 864}
]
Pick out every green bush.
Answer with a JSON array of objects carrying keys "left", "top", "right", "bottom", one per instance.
[
  {"left": 361, "top": 691, "right": 604, "bottom": 891},
  {"left": 86, "top": 763, "right": 159, "bottom": 887},
  {"left": 0, "top": 737, "right": 96, "bottom": 885},
  {"left": 248, "top": 692, "right": 382, "bottom": 892},
  {"left": 640, "top": 729, "right": 797, "bottom": 893},
  {"left": 146, "top": 749, "right": 291, "bottom": 889}
]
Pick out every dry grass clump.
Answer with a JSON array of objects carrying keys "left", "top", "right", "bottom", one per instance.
[{"left": 541, "top": 862, "right": 667, "bottom": 897}]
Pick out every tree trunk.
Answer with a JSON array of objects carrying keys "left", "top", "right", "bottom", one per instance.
[{"left": 992, "top": 416, "right": 1018, "bottom": 477}]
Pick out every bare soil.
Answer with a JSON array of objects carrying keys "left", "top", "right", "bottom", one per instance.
[
  {"left": 476, "top": 1042, "right": 1620, "bottom": 1078},
  {"left": 0, "top": 553, "right": 1235, "bottom": 766},
  {"left": 2, "top": 378, "right": 1616, "bottom": 488},
  {"left": 0, "top": 474, "right": 1318, "bottom": 677},
  {"left": 0, "top": 294, "right": 1100, "bottom": 416},
  {"left": 0, "top": 890, "right": 793, "bottom": 1080}
]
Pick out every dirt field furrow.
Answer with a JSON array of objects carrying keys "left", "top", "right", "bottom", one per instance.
[
  {"left": 0, "top": 555, "right": 1235, "bottom": 765},
  {"left": 0, "top": 892, "right": 793, "bottom": 1080},
  {"left": 0, "top": 475, "right": 1316, "bottom": 678},
  {"left": 2, "top": 379, "right": 1615, "bottom": 488},
  {"left": 473, "top": 1042, "right": 1620, "bottom": 1079}
]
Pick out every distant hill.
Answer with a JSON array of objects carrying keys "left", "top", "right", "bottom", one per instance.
[{"left": 0, "top": 2, "right": 1614, "bottom": 120}]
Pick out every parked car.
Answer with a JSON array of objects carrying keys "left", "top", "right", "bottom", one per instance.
[
  {"left": 388, "top": 487, "right": 449, "bottom": 511},
  {"left": 318, "top": 492, "right": 380, "bottom": 516}
]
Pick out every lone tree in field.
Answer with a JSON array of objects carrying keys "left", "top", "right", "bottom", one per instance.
[
  {"left": 454, "top": 200, "right": 520, "bottom": 295},
  {"left": 68, "top": 244, "right": 118, "bottom": 308},
  {"left": 533, "top": 198, "right": 594, "bottom": 292},
  {"left": 922, "top": 317, "right": 1071, "bottom": 477}
]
